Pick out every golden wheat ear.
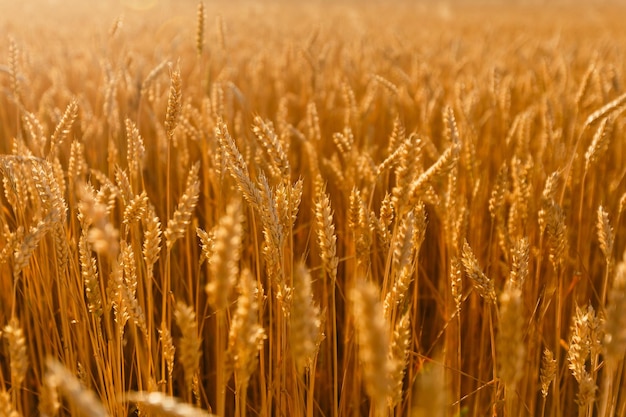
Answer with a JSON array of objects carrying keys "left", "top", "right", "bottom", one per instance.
[
  {"left": 124, "top": 392, "right": 217, "bottom": 417},
  {"left": 45, "top": 359, "right": 108, "bottom": 417}
]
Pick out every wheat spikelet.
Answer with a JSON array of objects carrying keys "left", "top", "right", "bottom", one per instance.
[
  {"left": 3, "top": 317, "right": 28, "bottom": 388},
  {"left": 79, "top": 232, "right": 102, "bottom": 317},
  {"left": 217, "top": 120, "right": 265, "bottom": 213},
  {"left": 40, "top": 373, "right": 61, "bottom": 417},
  {"left": 165, "top": 162, "right": 200, "bottom": 249},
  {"left": 141, "top": 60, "right": 169, "bottom": 95},
  {"left": 125, "top": 392, "right": 215, "bottom": 417},
  {"left": 540, "top": 348, "right": 557, "bottom": 398},
  {"left": 114, "top": 167, "right": 133, "bottom": 204},
  {"left": 408, "top": 143, "right": 458, "bottom": 205},
  {"left": 377, "top": 192, "right": 394, "bottom": 248},
  {"left": 390, "top": 312, "right": 411, "bottom": 407},
  {"left": 509, "top": 237, "right": 529, "bottom": 290},
  {"left": 306, "top": 101, "right": 321, "bottom": 143},
  {"left": 78, "top": 183, "right": 120, "bottom": 259},
  {"left": 384, "top": 209, "right": 419, "bottom": 317},
  {"left": 159, "top": 322, "right": 176, "bottom": 382},
  {"left": 582, "top": 91, "right": 626, "bottom": 130},
  {"left": 538, "top": 171, "right": 560, "bottom": 235},
  {"left": 410, "top": 358, "right": 447, "bottom": 417},
  {"left": 545, "top": 201, "right": 568, "bottom": 271},
  {"left": 314, "top": 180, "right": 338, "bottom": 283},
  {"left": 122, "top": 191, "right": 148, "bottom": 229},
  {"left": 350, "top": 280, "right": 395, "bottom": 416},
  {"left": 619, "top": 192, "right": 626, "bottom": 219},
  {"left": 252, "top": 116, "right": 290, "bottom": 181},
  {"left": 196, "top": 2, "right": 205, "bottom": 56},
  {"left": 226, "top": 269, "right": 266, "bottom": 391},
  {"left": 376, "top": 138, "right": 407, "bottom": 178},
  {"left": 596, "top": 205, "right": 614, "bottom": 263},
  {"left": 196, "top": 227, "right": 213, "bottom": 265},
  {"left": 13, "top": 210, "right": 55, "bottom": 276},
  {"left": 0, "top": 226, "right": 23, "bottom": 265},
  {"left": 390, "top": 132, "right": 419, "bottom": 208},
  {"left": 584, "top": 117, "right": 612, "bottom": 174},
  {"left": 576, "top": 373, "right": 597, "bottom": 409},
  {"left": 142, "top": 203, "right": 162, "bottom": 278},
  {"left": 604, "top": 252, "right": 626, "bottom": 365},
  {"left": 387, "top": 115, "right": 406, "bottom": 153},
  {"left": 165, "top": 62, "right": 182, "bottom": 140},
  {"left": 461, "top": 240, "right": 496, "bottom": 303},
  {"left": 48, "top": 99, "right": 78, "bottom": 161},
  {"left": 0, "top": 390, "right": 19, "bottom": 417},
  {"left": 332, "top": 130, "right": 352, "bottom": 156},
  {"left": 121, "top": 241, "right": 148, "bottom": 339},
  {"left": 8, "top": 37, "right": 21, "bottom": 105},
  {"left": 216, "top": 15, "right": 226, "bottom": 49},
  {"left": 106, "top": 252, "right": 130, "bottom": 338},
  {"left": 575, "top": 62, "right": 596, "bottom": 108},
  {"left": 507, "top": 157, "right": 531, "bottom": 241},
  {"left": 205, "top": 200, "right": 243, "bottom": 310},
  {"left": 497, "top": 283, "right": 525, "bottom": 391},
  {"left": 45, "top": 359, "right": 108, "bottom": 417},
  {"left": 109, "top": 14, "right": 123, "bottom": 38},
  {"left": 373, "top": 74, "right": 399, "bottom": 96},
  {"left": 289, "top": 262, "right": 323, "bottom": 374},
  {"left": 174, "top": 302, "right": 202, "bottom": 391},
  {"left": 450, "top": 256, "right": 463, "bottom": 314},
  {"left": 568, "top": 305, "right": 602, "bottom": 383},
  {"left": 22, "top": 111, "right": 46, "bottom": 156},
  {"left": 489, "top": 165, "right": 509, "bottom": 219},
  {"left": 125, "top": 119, "right": 145, "bottom": 180}
]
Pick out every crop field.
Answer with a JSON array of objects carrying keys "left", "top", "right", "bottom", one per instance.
[{"left": 1, "top": 1, "right": 626, "bottom": 416}]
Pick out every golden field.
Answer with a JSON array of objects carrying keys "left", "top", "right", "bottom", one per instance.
[{"left": 1, "top": 1, "right": 626, "bottom": 416}]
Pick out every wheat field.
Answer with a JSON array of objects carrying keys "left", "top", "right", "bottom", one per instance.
[{"left": 1, "top": 1, "right": 626, "bottom": 416}]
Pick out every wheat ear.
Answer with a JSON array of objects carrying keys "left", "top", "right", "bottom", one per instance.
[
  {"left": 205, "top": 200, "right": 244, "bottom": 310},
  {"left": 165, "top": 162, "right": 201, "bottom": 249},
  {"left": 289, "top": 262, "right": 323, "bottom": 374},
  {"left": 3, "top": 317, "right": 28, "bottom": 389},
  {"left": 174, "top": 302, "right": 202, "bottom": 397},
  {"left": 350, "top": 280, "right": 395, "bottom": 416},
  {"left": 45, "top": 359, "right": 108, "bottom": 417}
]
